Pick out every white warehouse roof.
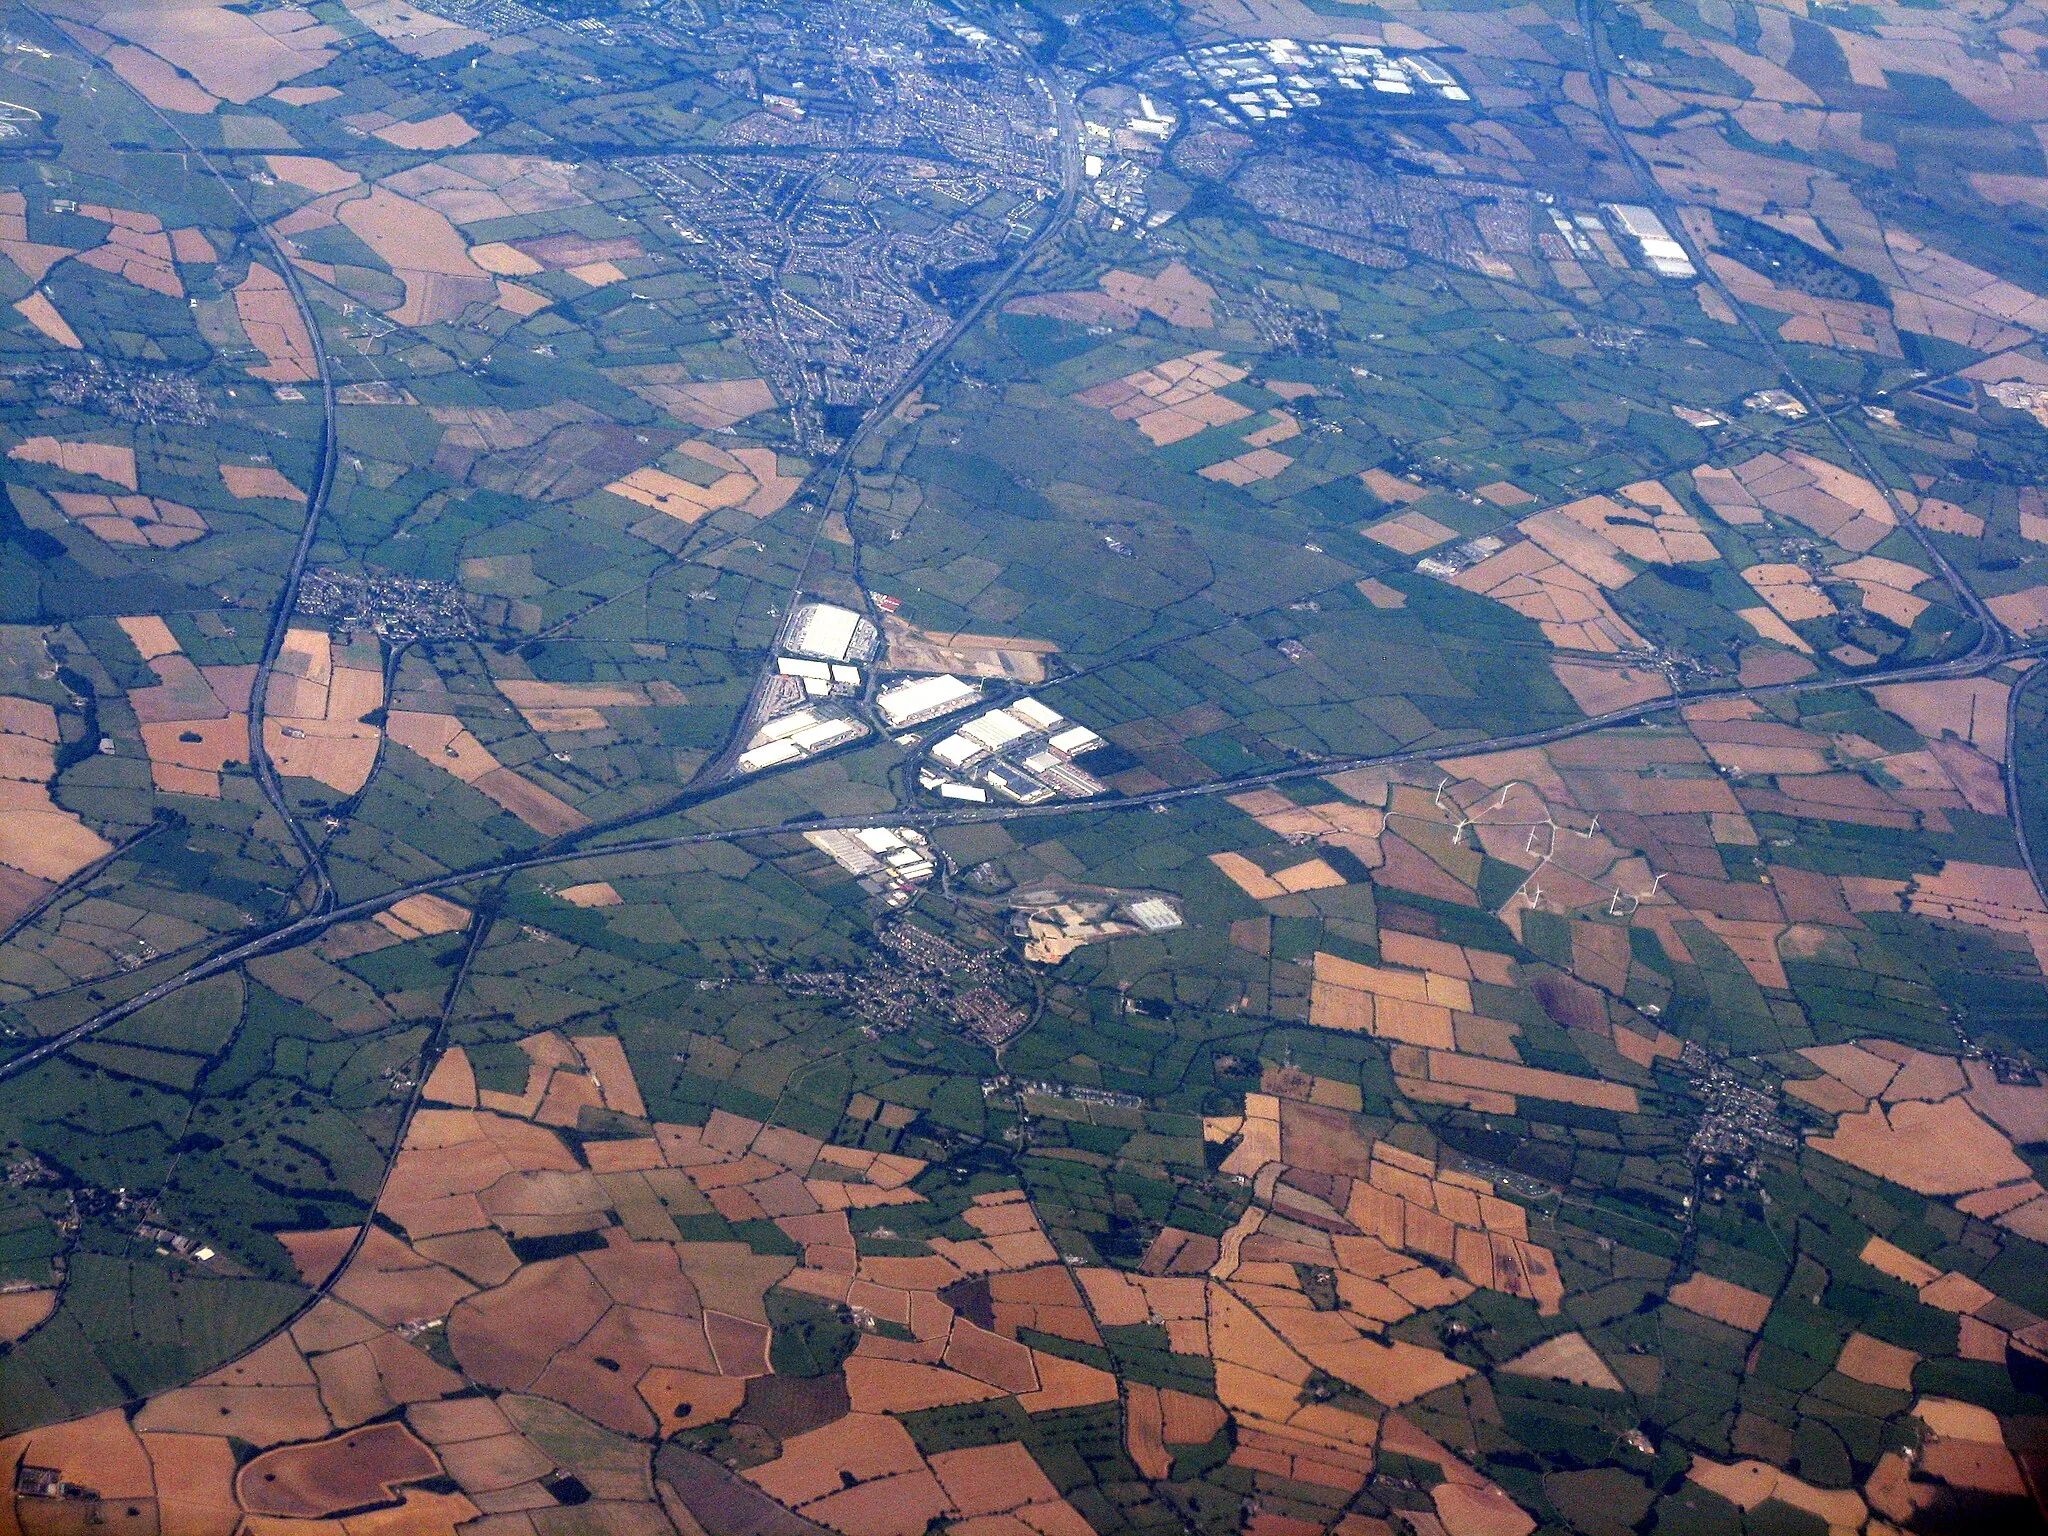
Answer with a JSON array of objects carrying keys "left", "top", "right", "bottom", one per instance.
[
  {"left": 1048, "top": 725, "right": 1102, "bottom": 756},
  {"left": 1009, "top": 696, "right": 1063, "bottom": 730},
  {"left": 790, "top": 718, "right": 863, "bottom": 752},
  {"left": 930, "top": 734, "right": 983, "bottom": 769},
  {"left": 876, "top": 673, "right": 979, "bottom": 726},
  {"left": 1127, "top": 898, "right": 1184, "bottom": 932},
  {"left": 785, "top": 603, "right": 864, "bottom": 662},
  {"left": 737, "top": 740, "right": 803, "bottom": 772},
  {"left": 1603, "top": 203, "right": 1673, "bottom": 241},
  {"left": 960, "top": 710, "right": 1032, "bottom": 751}
]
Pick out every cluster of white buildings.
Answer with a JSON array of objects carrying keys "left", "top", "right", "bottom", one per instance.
[
  {"left": 730, "top": 603, "right": 1112, "bottom": 807},
  {"left": 734, "top": 601, "right": 880, "bottom": 775},
  {"left": 1080, "top": 93, "right": 1175, "bottom": 181},
  {"left": 1600, "top": 204, "right": 1696, "bottom": 280},
  {"left": 919, "top": 696, "right": 1108, "bottom": 805},
  {"left": 734, "top": 706, "right": 869, "bottom": 774},
  {"left": 1543, "top": 204, "right": 1696, "bottom": 280},
  {"left": 1155, "top": 39, "right": 1469, "bottom": 126},
  {"left": 803, "top": 826, "right": 937, "bottom": 905}
]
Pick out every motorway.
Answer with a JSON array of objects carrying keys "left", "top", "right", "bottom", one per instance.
[
  {"left": 3, "top": 619, "right": 2036, "bottom": 1086},
  {"left": 39, "top": 7, "right": 341, "bottom": 914}
]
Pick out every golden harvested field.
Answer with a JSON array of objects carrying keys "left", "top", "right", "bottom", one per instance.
[
  {"left": 1731, "top": 451, "right": 1897, "bottom": 551},
  {"left": 845, "top": 1356, "right": 1002, "bottom": 1413},
  {"left": 1208, "top": 1080, "right": 1573, "bottom": 1453},
  {"left": 333, "top": 187, "right": 482, "bottom": 279},
  {"left": 1688, "top": 1458, "right": 1867, "bottom": 1532},
  {"left": 233, "top": 263, "right": 317, "bottom": 382},
  {"left": 116, "top": 614, "right": 180, "bottom": 658},
  {"left": 449, "top": 1248, "right": 722, "bottom": 1435},
  {"left": 1989, "top": 583, "right": 2048, "bottom": 634},
  {"left": 342, "top": 0, "right": 490, "bottom": 57},
  {"left": 1903, "top": 860, "right": 2048, "bottom": 966},
  {"left": 602, "top": 368, "right": 778, "bottom": 430},
  {"left": 374, "top": 111, "right": 479, "bottom": 150},
  {"left": 1011, "top": 259, "right": 1217, "bottom": 330},
  {"left": 138, "top": 715, "right": 249, "bottom": 795},
  {"left": 0, "top": 1409, "right": 156, "bottom": 1507},
  {"left": 332, "top": 187, "right": 498, "bottom": 327},
  {"left": 1516, "top": 508, "right": 1636, "bottom": 590},
  {"left": 1452, "top": 538, "right": 1648, "bottom": 654},
  {"left": 0, "top": 700, "right": 114, "bottom": 880},
  {"left": 0, "top": 1288, "right": 55, "bottom": 1343},
  {"left": 1914, "top": 497, "right": 1985, "bottom": 536},
  {"left": 1210, "top": 852, "right": 1349, "bottom": 901},
  {"left": 376, "top": 893, "right": 470, "bottom": 939},
  {"left": 14, "top": 291, "right": 83, "bottom": 348},
  {"left": 144, "top": 1431, "right": 241, "bottom": 1533},
  {"left": 1242, "top": 411, "right": 1301, "bottom": 449},
  {"left": 76, "top": 211, "right": 185, "bottom": 299},
  {"left": 95, "top": 3, "right": 341, "bottom": 104},
  {"left": 1550, "top": 660, "right": 1671, "bottom": 716},
  {"left": 108, "top": 43, "right": 221, "bottom": 113},
  {"left": 266, "top": 154, "right": 361, "bottom": 194},
  {"left": 1073, "top": 350, "right": 1251, "bottom": 446},
  {"left": 277, "top": 1226, "right": 360, "bottom": 1288},
  {"left": 9, "top": 435, "right": 138, "bottom": 488},
  {"left": 1360, "top": 468, "right": 1430, "bottom": 505},
  {"left": 1741, "top": 562, "right": 1836, "bottom": 624},
  {"left": 261, "top": 628, "right": 385, "bottom": 793},
  {"left": 383, "top": 711, "right": 498, "bottom": 781},
  {"left": 1359, "top": 507, "right": 1458, "bottom": 557},
  {"left": 1199, "top": 446, "right": 1294, "bottom": 485},
  {"left": 1810, "top": 1096, "right": 2030, "bottom": 1196},
  {"left": 52, "top": 491, "right": 207, "bottom": 548},
  {"left": 1500, "top": 1332, "right": 1623, "bottom": 1391},
  {"left": 1476, "top": 480, "right": 1536, "bottom": 507},
  {"left": 1666, "top": 1273, "right": 1772, "bottom": 1331},
  {"left": 1838, "top": 555, "right": 1932, "bottom": 627},
  {"left": 606, "top": 465, "right": 755, "bottom": 523},
  {"left": 330, "top": 1226, "right": 478, "bottom": 1327},
  {"left": 1834, "top": 1332, "right": 1918, "bottom": 1390},
  {"left": 1398, "top": 1047, "right": 1646, "bottom": 1111},
  {"left": 474, "top": 766, "right": 590, "bottom": 836},
  {"left": 1873, "top": 677, "right": 2009, "bottom": 756},
  {"left": 1544, "top": 483, "right": 1719, "bottom": 566},
  {"left": 469, "top": 240, "right": 545, "bottom": 275},
  {"left": 135, "top": 1379, "right": 332, "bottom": 1445},
  {"left": 606, "top": 441, "right": 803, "bottom": 527},
  {"left": 1712, "top": 252, "right": 1901, "bottom": 355}
]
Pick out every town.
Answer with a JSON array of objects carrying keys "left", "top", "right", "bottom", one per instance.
[{"left": 779, "top": 918, "right": 1033, "bottom": 1048}]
